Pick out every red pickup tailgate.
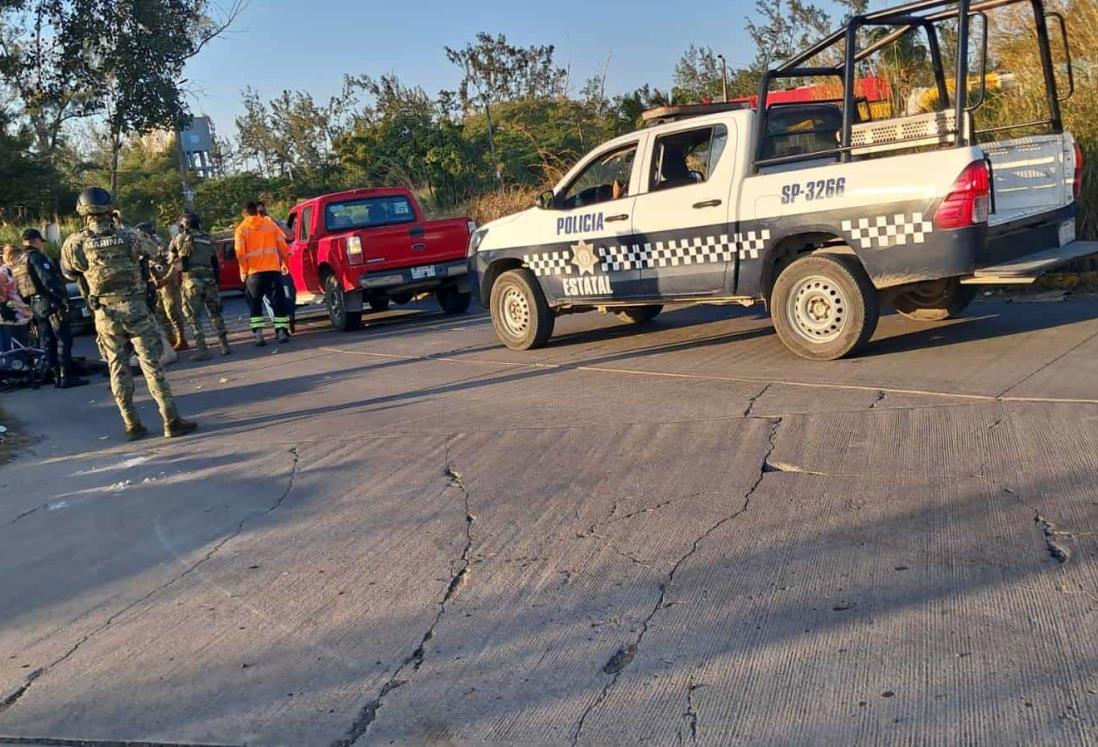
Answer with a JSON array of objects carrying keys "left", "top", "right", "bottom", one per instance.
[{"left": 364, "top": 217, "right": 470, "bottom": 272}]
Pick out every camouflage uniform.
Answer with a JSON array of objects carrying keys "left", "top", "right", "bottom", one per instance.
[
  {"left": 61, "top": 213, "right": 192, "bottom": 438},
  {"left": 150, "top": 242, "right": 188, "bottom": 350},
  {"left": 169, "top": 229, "right": 229, "bottom": 356}
]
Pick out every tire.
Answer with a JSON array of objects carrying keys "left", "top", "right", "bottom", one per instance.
[
  {"left": 325, "top": 274, "right": 362, "bottom": 331},
  {"left": 369, "top": 297, "right": 391, "bottom": 313},
  {"left": 614, "top": 305, "right": 663, "bottom": 324},
  {"left": 893, "top": 278, "right": 976, "bottom": 321},
  {"left": 489, "top": 269, "right": 554, "bottom": 350},
  {"left": 436, "top": 286, "right": 472, "bottom": 315},
  {"left": 771, "top": 254, "right": 879, "bottom": 361}
]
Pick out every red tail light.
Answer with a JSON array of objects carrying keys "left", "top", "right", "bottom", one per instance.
[
  {"left": 934, "top": 161, "right": 991, "bottom": 230},
  {"left": 1073, "top": 143, "right": 1084, "bottom": 200}
]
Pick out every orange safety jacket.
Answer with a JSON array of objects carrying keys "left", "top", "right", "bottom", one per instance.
[{"left": 234, "top": 215, "right": 288, "bottom": 277}]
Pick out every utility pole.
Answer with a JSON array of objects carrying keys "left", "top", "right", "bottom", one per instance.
[
  {"left": 717, "top": 54, "right": 729, "bottom": 102},
  {"left": 175, "top": 129, "right": 194, "bottom": 209}
]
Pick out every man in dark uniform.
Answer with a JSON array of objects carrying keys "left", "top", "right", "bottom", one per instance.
[{"left": 11, "top": 229, "right": 88, "bottom": 388}]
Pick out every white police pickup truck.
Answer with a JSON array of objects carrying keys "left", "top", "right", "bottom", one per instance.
[{"left": 468, "top": 0, "right": 1093, "bottom": 360}]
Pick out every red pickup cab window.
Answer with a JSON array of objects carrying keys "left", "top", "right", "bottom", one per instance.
[
  {"left": 300, "top": 206, "right": 313, "bottom": 241},
  {"left": 324, "top": 196, "right": 416, "bottom": 232}
]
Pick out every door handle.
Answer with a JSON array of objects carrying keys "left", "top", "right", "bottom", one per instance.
[
  {"left": 692, "top": 199, "right": 722, "bottom": 209},
  {"left": 412, "top": 243, "right": 427, "bottom": 251},
  {"left": 605, "top": 214, "right": 630, "bottom": 222},
  {"left": 409, "top": 226, "right": 426, "bottom": 237}
]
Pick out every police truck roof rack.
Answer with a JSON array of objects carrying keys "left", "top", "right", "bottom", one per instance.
[
  {"left": 748, "top": 0, "right": 1071, "bottom": 173},
  {"left": 641, "top": 101, "right": 752, "bottom": 127}
]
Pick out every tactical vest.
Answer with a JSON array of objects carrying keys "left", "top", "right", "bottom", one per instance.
[
  {"left": 11, "top": 254, "right": 38, "bottom": 299},
  {"left": 182, "top": 231, "right": 217, "bottom": 276},
  {"left": 78, "top": 227, "right": 145, "bottom": 297}
]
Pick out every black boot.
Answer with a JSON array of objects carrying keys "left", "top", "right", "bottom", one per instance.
[
  {"left": 253, "top": 329, "right": 266, "bottom": 347},
  {"left": 56, "top": 367, "right": 89, "bottom": 389},
  {"left": 276, "top": 328, "right": 290, "bottom": 344}
]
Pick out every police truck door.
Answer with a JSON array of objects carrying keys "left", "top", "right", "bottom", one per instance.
[
  {"left": 631, "top": 123, "right": 734, "bottom": 297},
  {"left": 538, "top": 138, "right": 647, "bottom": 302}
]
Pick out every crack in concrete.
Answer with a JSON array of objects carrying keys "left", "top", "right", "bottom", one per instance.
[
  {"left": 677, "top": 673, "right": 700, "bottom": 745},
  {"left": 1035, "top": 514, "right": 1072, "bottom": 564},
  {"left": 0, "top": 736, "right": 240, "bottom": 746},
  {"left": 4, "top": 504, "right": 44, "bottom": 528},
  {"left": 743, "top": 383, "right": 771, "bottom": 418},
  {"left": 570, "top": 418, "right": 781, "bottom": 744},
  {"left": 0, "top": 444, "right": 302, "bottom": 716},
  {"left": 1005, "top": 488, "right": 1074, "bottom": 565},
  {"left": 332, "top": 445, "right": 476, "bottom": 747}
]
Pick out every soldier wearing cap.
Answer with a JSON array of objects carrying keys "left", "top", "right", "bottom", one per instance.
[
  {"left": 11, "top": 228, "right": 88, "bottom": 388},
  {"left": 61, "top": 187, "right": 197, "bottom": 440}
]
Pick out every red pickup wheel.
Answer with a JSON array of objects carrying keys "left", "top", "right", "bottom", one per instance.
[
  {"left": 436, "top": 285, "right": 471, "bottom": 315},
  {"left": 325, "top": 274, "right": 362, "bottom": 331}
]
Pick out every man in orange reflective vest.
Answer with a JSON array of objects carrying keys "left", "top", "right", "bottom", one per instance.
[{"left": 234, "top": 201, "right": 291, "bottom": 346}]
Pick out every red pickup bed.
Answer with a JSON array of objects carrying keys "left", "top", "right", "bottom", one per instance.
[{"left": 284, "top": 187, "right": 475, "bottom": 330}]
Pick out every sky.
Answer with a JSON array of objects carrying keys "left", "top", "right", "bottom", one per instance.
[{"left": 182, "top": 0, "right": 774, "bottom": 140}]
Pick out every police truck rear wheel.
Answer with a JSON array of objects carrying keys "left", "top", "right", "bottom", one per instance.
[
  {"left": 771, "top": 255, "right": 878, "bottom": 361},
  {"left": 325, "top": 275, "right": 362, "bottom": 331},
  {"left": 490, "top": 269, "right": 554, "bottom": 350},
  {"left": 893, "top": 279, "right": 975, "bottom": 321}
]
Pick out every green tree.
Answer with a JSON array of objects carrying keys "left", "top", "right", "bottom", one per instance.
[
  {"left": 444, "top": 32, "right": 568, "bottom": 185},
  {"left": 0, "top": 0, "right": 244, "bottom": 193}
]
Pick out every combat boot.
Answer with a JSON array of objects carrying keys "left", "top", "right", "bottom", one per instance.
[
  {"left": 122, "top": 408, "right": 147, "bottom": 441},
  {"left": 56, "top": 370, "right": 90, "bottom": 389},
  {"left": 125, "top": 423, "right": 149, "bottom": 441},
  {"left": 276, "top": 328, "right": 290, "bottom": 344},
  {"left": 192, "top": 340, "right": 212, "bottom": 361},
  {"left": 164, "top": 417, "right": 198, "bottom": 438},
  {"left": 218, "top": 334, "right": 232, "bottom": 355},
  {"left": 253, "top": 330, "right": 266, "bottom": 347}
]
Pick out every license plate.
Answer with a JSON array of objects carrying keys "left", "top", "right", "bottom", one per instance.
[
  {"left": 411, "top": 265, "right": 436, "bottom": 280},
  {"left": 1059, "top": 220, "right": 1076, "bottom": 247}
]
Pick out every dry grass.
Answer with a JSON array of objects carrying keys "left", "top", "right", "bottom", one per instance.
[{"left": 466, "top": 187, "right": 542, "bottom": 226}]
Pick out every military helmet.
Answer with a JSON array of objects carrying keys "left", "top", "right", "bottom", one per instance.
[
  {"left": 76, "top": 187, "right": 113, "bottom": 216},
  {"left": 180, "top": 211, "right": 201, "bottom": 230},
  {"left": 135, "top": 222, "right": 156, "bottom": 237}
]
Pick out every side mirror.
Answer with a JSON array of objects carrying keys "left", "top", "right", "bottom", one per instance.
[{"left": 536, "top": 189, "right": 556, "bottom": 210}]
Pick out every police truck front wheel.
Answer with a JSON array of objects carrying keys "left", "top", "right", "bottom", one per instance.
[
  {"left": 771, "top": 254, "right": 879, "bottom": 361},
  {"left": 325, "top": 275, "right": 362, "bottom": 331},
  {"left": 892, "top": 278, "right": 976, "bottom": 321},
  {"left": 615, "top": 305, "right": 663, "bottom": 324},
  {"left": 490, "top": 269, "right": 554, "bottom": 350}
]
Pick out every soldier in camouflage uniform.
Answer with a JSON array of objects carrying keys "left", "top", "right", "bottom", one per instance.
[
  {"left": 61, "top": 188, "right": 197, "bottom": 441},
  {"left": 138, "top": 223, "right": 189, "bottom": 352},
  {"left": 169, "top": 212, "right": 230, "bottom": 359}
]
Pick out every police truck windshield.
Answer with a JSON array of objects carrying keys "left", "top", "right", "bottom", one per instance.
[{"left": 324, "top": 196, "right": 416, "bottom": 231}]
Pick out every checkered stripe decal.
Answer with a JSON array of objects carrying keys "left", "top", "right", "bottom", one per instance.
[
  {"left": 841, "top": 213, "right": 933, "bottom": 250},
  {"left": 525, "top": 230, "right": 771, "bottom": 276},
  {"left": 523, "top": 250, "right": 574, "bottom": 277}
]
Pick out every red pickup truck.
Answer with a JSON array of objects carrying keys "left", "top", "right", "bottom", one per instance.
[{"left": 284, "top": 188, "right": 475, "bottom": 330}]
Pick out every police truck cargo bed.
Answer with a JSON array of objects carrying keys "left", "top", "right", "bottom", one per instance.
[{"left": 468, "top": 0, "right": 1090, "bottom": 360}]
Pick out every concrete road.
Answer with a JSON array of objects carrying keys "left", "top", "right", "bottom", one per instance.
[{"left": 1, "top": 296, "right": 1096, "bottom": 746}]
